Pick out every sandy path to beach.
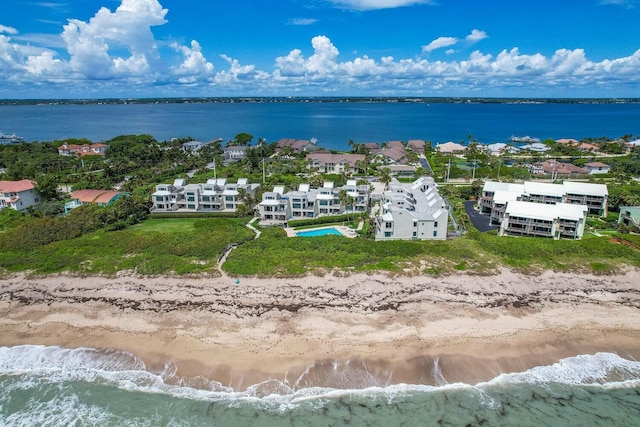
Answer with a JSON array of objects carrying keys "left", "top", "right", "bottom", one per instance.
[{"left": 1, "top": 269, "right": 639, "bottom": 390}]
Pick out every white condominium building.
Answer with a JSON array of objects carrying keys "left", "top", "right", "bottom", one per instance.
[
  {"left": 500, "top": 201, "right": 588, "bottom": 240},
  {"left": 258, "top": 180, "right": 371, "bottom": 226},
  {"left": 479, "top": 180, "right": 607, "bottom": 239},
  {"left": 151, "top": 178, "right": 259, "bottom": 213},
  {"left": 375, "top": 177, "right": 448, "bottom": 241}
]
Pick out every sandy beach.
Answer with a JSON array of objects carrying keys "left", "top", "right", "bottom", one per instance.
[{"left": 1, "top": 269, "right": 640, "bottom": 391}]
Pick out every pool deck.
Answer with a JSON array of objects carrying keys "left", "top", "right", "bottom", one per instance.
[{"left": 285, "top": 225, "right": 358, "bottom": 238}]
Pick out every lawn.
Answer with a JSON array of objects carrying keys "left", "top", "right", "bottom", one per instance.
[{"left": 132, "top": 218, "right": 201, "bottom": 233}]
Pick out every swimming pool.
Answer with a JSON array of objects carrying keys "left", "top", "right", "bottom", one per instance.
[{"left": 295, "top": 227, "right": 343, "bottom": 237}]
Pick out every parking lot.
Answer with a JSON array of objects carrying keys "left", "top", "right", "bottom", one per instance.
[{"left": 463, "top": 200, "right": 498, "bottom": 233}]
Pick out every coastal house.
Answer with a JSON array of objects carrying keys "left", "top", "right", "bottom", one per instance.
[
  {"left": 374, "top": 141, "right": 408, "bottom": 165},
  {"left": 618, "top": 206, "right": 640, "bottom": 232},
  {"left": 223, "top": 145, "right": 249, "bottom": 163},
  {"left": 57, "top": 143, "right": 108, "bottom": 157},
  {"left": 519, "top": 142, "right": 551, "bottom": 153},
  {"left": 182, "top": 141, "right": 204, "bottom": 152},
  {"left": 556, "top": 138, "right": 579, "bottom": 146},
  {"left": 0, "top": 179, "right": 40, "bottom": 212},
  {"left": 485, "top": 143, "right": 519, "bottom": 156},
  {"left": 356, "top": 142, "right": 380, "bottom": 153},
  {"left": 257, "top": 180, "right": 371, "bottom": 226},
  {"left": 306, "top": 152, "right": 365, "bottom": 174},
  {"left": 435, "top": 141, "right": 465, "bottom": 155},
  {"left": 375, "top": 177, "right": 448, "bottom": 241},
  {"left": 276, "top": 138, "right": 319, "bottom": 154},
  {"left": 584, "top": 162, "right": 610, "bottom": 175},
  {"left": 407, "top": 140, "right": 426, "bottom": 152},
  {"left": 626, "top": 139, "right": 640, "bottom": 149},
  {"left": 578, "top": 143, "right": 599, "bottom": 152},
  {"left": 533, "top": 160, "right": 588, "bottom": 177},
  {"left": 151, "top": 178, "right": 259, "bottom": 213},
  {"left": 64, "top": 189, "right": 128, "bottom": 215}
]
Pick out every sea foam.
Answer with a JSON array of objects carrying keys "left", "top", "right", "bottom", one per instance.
[{"left": 1, "top": 345, "right": 639, "bottom": 405}]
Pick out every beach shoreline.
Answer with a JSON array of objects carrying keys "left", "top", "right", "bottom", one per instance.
[{"left": 1, "top": 269, "right": 639, "bottom": 391}]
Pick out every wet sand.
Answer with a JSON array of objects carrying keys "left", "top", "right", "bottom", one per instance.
[{"left": 1, "top": 269, "right": 639, "bottom": 390}]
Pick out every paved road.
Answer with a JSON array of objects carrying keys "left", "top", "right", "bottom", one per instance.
[
  {"left": 418, "top": 157, "right": 432, "bottom": 172},
  {"left": 464, "top": 200, "right": 499, "bottom": 233}
]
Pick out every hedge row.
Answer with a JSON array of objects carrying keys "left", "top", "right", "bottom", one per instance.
[
  {"left": 150, "top": 212, "right": 240, "bottom": 219},
  {"left": 287, "top": 214, "right": 353, "bottom": 227}
]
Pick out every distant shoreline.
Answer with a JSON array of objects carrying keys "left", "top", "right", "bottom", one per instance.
[{"left": 2, "top": 96, "right": 640, "bottom": 106}]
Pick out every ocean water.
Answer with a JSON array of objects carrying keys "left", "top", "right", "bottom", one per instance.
[
  {"left": 1, "top": 346, "right": 640, "bottom": 426},
  {"left": 1, "top": 101, "right": 639, "bottom": 149}
]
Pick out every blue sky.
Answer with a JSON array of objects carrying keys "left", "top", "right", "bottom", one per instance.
[{"left": 1, "top": 0, "right": 639, "bottom": 98}]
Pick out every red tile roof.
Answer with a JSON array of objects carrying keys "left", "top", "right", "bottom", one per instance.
[
  {"left": 71, "top": 189, "right": 123, "bottom": 204},
  {"left": 0, "top": 179, "right": 35, "bottom": 193}
]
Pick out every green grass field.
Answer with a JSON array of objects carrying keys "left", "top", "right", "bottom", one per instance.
[{"left": 132, "top": 218, "right": 201, "bottom": 233}]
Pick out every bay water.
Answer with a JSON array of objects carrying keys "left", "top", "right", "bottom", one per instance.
[{"left": 1, "top": 101, "right": 639, "bottom": 149}]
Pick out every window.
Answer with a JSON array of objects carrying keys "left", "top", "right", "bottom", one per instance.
[
  {"left": 385, "top": 232, "right": 392, "bottom": 237},
  {"left": 412, "top": 232, "right": 417, "bottom": 237},
  {"left": 434, "top": 221, "right": 438, "bottom": 228},
  {"left": 187, "top": 196, "right": 195, "bottom": 202},
  {"left": 433, "top": 230, "right": 437, "bottom": 237},
  {"left": 226, "top": 204, "right": 234, "bottom": 209},
  {"left": 188, "top": 204, "right": 195, "bottom": 209},
  {"left": 385, "top": 222, "right": 393, "bottom": 229}
]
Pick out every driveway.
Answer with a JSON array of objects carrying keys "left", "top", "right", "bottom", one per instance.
[{"left": 464, "top": 200, "right": 498, "bottom": 233}]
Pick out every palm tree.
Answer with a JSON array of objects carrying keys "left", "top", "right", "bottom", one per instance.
[
  {"left": 377, "top": 167, "right": 392, "bottom": 190},
  {"left": 338, "top": 189, "right": 356, "bottom": 220}
]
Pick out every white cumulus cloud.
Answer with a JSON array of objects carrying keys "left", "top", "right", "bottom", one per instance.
[
  {"left": 422, "top": 36, "right": 458, "bottom": 53},
  {"left": 61, "top": 0, "right": 168, "bottom": 78},
  {"left": 171, "top": 40, "right": 214, "bottom": 78},
  {"left": 466, "top": 29, "right": 488, "bottom": 42},
  {"left": 0, "top": 24, "right": 18, "bottom": 35}
]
